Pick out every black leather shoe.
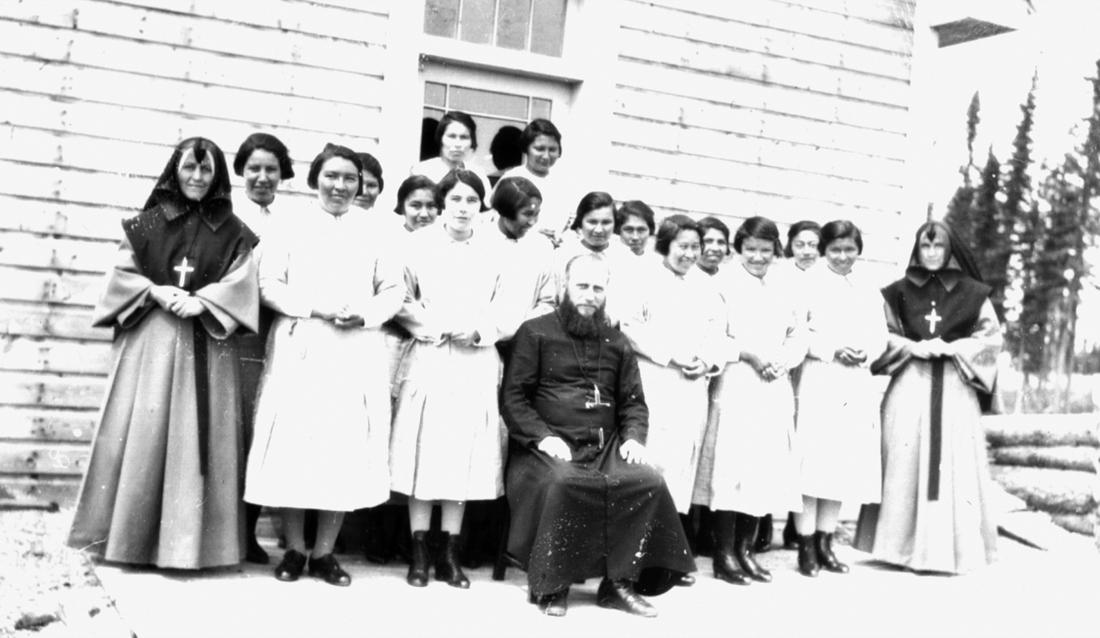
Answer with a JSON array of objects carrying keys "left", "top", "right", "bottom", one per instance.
[
  {"left": 797, "top": 534, "right": 819, "bottom": 578},
  {"left": 596, "top": 578, "right": 657, "bottom": 618},
  {"left": 245, "top": 538, "right": 270, "bottom": 565},
  {"left": 308, "top": 553, "right": 351, "bottom": 587},
  {"left": 782, "top": 513, "right": 798, "bottom": 549},
  {"left": 712, "top": 510, "right": 751, "bottom": 585},
  {"left": 815, "top": 531, "right": 849, "bottom": 574},
  {"left": 735, "top": 513, "right": 772, "bottom": 583},
  {"left": 407, "top": 531, "right": 430, "bottom": 587},
  {"left": 273, "top": 549, "right": 307, "bottom": 582},
  {"left": 531, "top": 589, "right": 569, "bottom": 617},
  {"left": 434, "top": 532, "right": 470, "bottom": 589},
  {"left": 753, "top": 513, "right": 774, "bottom": 553},
  {"left": 673, "top": 573, "right": 695, "bottom": 587}
]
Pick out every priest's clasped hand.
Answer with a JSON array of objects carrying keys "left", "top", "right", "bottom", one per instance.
[
  {"left": 537, "top": 436, "right": 572, "bottom": 461},
  {"left": 619, "top": 439, "right": 649, "bottom": 465}
]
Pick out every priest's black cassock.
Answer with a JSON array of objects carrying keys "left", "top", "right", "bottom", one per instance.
[{"left": 501, "top": 311, "right": 696, "bottom": 598}]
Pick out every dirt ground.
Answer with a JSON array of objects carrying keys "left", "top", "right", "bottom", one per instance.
[{"left": 0, "top": 507, "right": 130, "bottom": 638}]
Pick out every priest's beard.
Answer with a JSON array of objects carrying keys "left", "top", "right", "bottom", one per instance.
[{"left": 559, "top": 293, "right": 606, "bottom": 339}]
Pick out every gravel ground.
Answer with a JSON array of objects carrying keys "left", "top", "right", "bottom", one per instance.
[{"left": 0, "top": 507, "right": 131, "bottom": 638}]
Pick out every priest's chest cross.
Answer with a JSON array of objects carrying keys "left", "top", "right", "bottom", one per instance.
[
  {"left": 585, "top": 384, "right": 611, "bottom": 409},
  {"left": 174, "top": 256, "right": 195, "bottom": 287},
  {"left": 925, "top": 304, "right": 942, "bottom": 334}
]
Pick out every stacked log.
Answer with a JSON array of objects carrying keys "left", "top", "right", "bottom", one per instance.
[{"left": 985, "top": 414, "right": 1099, "bottom": 538}]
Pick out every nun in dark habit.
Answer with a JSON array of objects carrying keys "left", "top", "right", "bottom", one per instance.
[{"left": 69, "top": 137, "right": 259, "bottom": 569}]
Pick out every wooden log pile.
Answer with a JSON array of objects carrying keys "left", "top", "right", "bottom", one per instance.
[{"left": 985, "top": 414, "right": 1099, "bottom": 538}]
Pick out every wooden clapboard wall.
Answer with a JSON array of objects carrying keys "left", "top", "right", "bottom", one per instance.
[
  {"left": 609, "top": 0, "right": 915, "bottom": 281},
  {"left": 0, "top": 0, "right": 390, "bottom": 504}
]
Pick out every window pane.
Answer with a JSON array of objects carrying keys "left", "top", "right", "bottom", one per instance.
[
  {"left": 460, "top": 0, "right": 496, "bottom": 45},
  {"left": 424, "top": 0, "right": 459, "bottom": 38},
  {"left": 496, "top": 0, "right": 531, "bottom": 51},
  {"left": 530, "top": 0, "right": 566, "bottom": 57},
  {"left": 531, "top": 98, "right": 552, "bottom": 120},
  {"left": 449, "top": 85, "right": 529, "bottom": 120},
  {"left": 425, "top": 82, "right": 446, "bottom": 108}
]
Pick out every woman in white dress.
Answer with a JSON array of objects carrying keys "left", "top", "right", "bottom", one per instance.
[
  {"left": 244, "top": 144, "right": 404, "bottom": 586},
  {"left": 620, "top": 215, "right": 726, "bottom": 586},
  {"left": 614, "top": 200, "right": 656, "bottom": 257},
  {"left": 410, "top": 111, "right": 491, "bottom": 206},
  {"left": 794, "top": 220, "right": 886, "bottom": 577},
  {"left": 706, "top": 216, "right": 805, "bottom": 586},
  {"left": 391, "top": 169, "right": 503, "bottom": 589},
  {"left": 232, "top": 132, "right": 296, "bottom": 565},
  {"left": 499, "top": 119, "right": 570, "bottom": 245}
]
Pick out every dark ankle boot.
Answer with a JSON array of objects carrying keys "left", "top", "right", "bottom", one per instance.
[
  {"left": 711, "top": 510, "right": 751, "bottom": 585},
  {"left": 407, "top": 530, "right": 430, "bottom": 587},
  {"left": 782, "top": 512, "right": 798, "bottom": 549},
  {"left": 434, "top": 532, "right": 470, "bottom": 589},
  {"left": 734, "top": 513, "right": 771, "bottom": 583},
  {"left": 695, "top": 506, "right": 715, "bottom": 557},
  {"left": 814, "top": 531, "right": 849, "bottom": 573},
  {"left": 753, "top": 513, "right": 774, "bottom": 553},
  {"left": 797, "top": 534, "right": 819, "bottom": 577}
]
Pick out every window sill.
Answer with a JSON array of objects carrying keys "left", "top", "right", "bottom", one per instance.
[{"left": 419, "top": 36, "right": 585, "bottom": 84}]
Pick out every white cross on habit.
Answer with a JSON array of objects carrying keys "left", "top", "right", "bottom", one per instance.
[
  {"left": 174, "top": 257, "right": 195, "bottom": 287},
  {"left": 925, "top": 306, "right": 942, "bottom": 333}
]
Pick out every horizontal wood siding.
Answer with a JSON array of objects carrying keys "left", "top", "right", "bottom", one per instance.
[
  {"left": 0, "top": 0, "right": 390, "bottom": 505},
  {"left": 612, "top": 0, "right": 915, "bottom": 277}
]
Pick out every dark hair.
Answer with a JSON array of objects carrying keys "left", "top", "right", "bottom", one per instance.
[
  {"left": 357, "top": 152, "right": 384, "bottom": 193},
  {"left": 233, "top": 133, "right": 295, "bottom": 180},
  {"left": 818, "top": 220, "right": 863, "bottom": 255},
  {"left": 307, "top": 143, "right": 363, "bottom": 195},
  {"left": 733, "top": 216, "right": 783, "bottom": 255},
  {"left": 784, "top": 220, "right": 822, "bottom": 258},
  {"left": 520, "top": 118, "right": 563, "bottom": 157},
  {"left": 393, "top": 174, "right": 439, "bottom": 216},
  {"left": 614, "top": 200, "right": 656, "bottom": 234},
  {"left": 654, "top": 214, "right": 702, "bottom": 256},
  {"left": 437, "top": 169, "right": 489, "bottom": 212},
  {"left": 435, "top": 111, "right": 479, "bottom": 153},
  {"left": 698, "top": 216, "right": 731, "bottom": 249},
  {"left": 491, "top": 176, "right": 542, "bottom": 220},
  {"left": 571, "top": 191, "right": 616, "bottom": 230},
  {"left": 489, "top": 126, "right": 524, "bottom": 171}
]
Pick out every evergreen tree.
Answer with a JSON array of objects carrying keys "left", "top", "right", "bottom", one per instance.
[
  {"left": 971, "top": 149, "right": 1008, "bottom": 316},
  {"left": 1003, "top": 73, "right": 1039, "bottom": 359},
  {"left": 945, "top": 92, "right": 982, "bottom": 249}
]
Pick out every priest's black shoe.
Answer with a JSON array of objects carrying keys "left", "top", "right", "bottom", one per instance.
[
  {"left": 596, "top": 579, "right": 657, "bottom": 618},
  {"left": 529, "top": 588, "right": 569, "bottom": 617},
  {"left": 407, "top": 530, "right": 430, "bottom": 587},
  {"left": 308, "top": 553, "right": 351, "bottom": 587},
  {"left": 797, "top": 534, "right": 819, "bottom": 578},
  {"left": 814, "top": 531, "right": 849, "bottom": 574},
  {"left": 434, "top": 532, "right": 470, "bottom": 589},
  {"left": 273, "top": 549, "right": 307, "bottom": 582}
]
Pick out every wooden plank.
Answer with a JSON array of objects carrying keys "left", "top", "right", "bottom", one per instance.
[
  {"left": 781, "top": 0, "right": 915, "bottom": 28},
  {"left": 638, "top": 0, "right": 914, "bottom": 54},
  {"left": 0, "top": 124, "right": 172, "bottom": 181},
  {"left": 613, "top": 86, "right": 908, "bottom": 161},
  {"left": 0, "top": 54, "right": 384, "bottom": 140},
  {"left": 0, "top": 0, "right": 78, "bottom": 28},
  {"left": 0, "top": 90, "right": 376, "bottom": 184},
  {"left": 610, "top": 115, "right": 906, "bottom": 187},
  {"left": 0, "top": 336, "right": 113, "bottom": 375},
  {"left": 0, "top": 157, "right": 160, "bottom": 209},
  {"left": 0, "top": 407, "right": 97, "bottom": 443},
  {"left": 69, "top": 0, "right": 388, "bottom": 75},
  {"left": 0, "top": 267, "right": 105, "bottom": 306},
  {"left": 617, "top": 28, "right": 911, "bottom": 108},
  {"left": 608, "top": 143, "right": 904, "bottom": 213},
  {"left": 0, "top": 301, "right": 112, "bottom": 341},
  {"left": 620, "top": 4, "right": 912, "bottom": 81},
  {"left": 614, "top": 57, "right": 909, "bottom": 135},
  {"left": 0, "top": 19, "right": 386, "bottom": 106},
  {"left": 0, "top": 195, "right": 129, "bottom": 241},
  {"left": 0, "top": 440, "right": 90, "bottom": 476},
  {"left": 0, "top": 371, "right": 107, "bottom": 410},
  {"left": 0, "top": 475, "right": 82, "bottom": 507},
  {"left": 0, "top": 229, "right": 120, "bottom": 273}
]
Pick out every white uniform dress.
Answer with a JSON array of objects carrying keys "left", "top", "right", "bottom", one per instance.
[
  {"left": 497, "top": 164, "right": 577, "bottom": 239},
  {"left": 484, "top": 228, "right": 556, "bottom": 342},
  {"left": 620, "top": 263, "right": 726, "bottom": 513},
  {"left": 245, "top": 203, "right": 403, "bottom": 511},
  {"left": 796, "top": 264, "right": 887, "bottom": 504},
  {"left": 705, "top": 263, "right": 806, "bottom": 516},
  {"left": 390, "top": 224, "right": 505, "bottom": 501}
]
